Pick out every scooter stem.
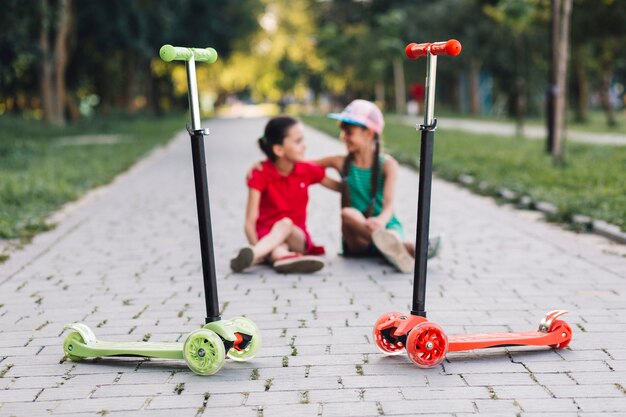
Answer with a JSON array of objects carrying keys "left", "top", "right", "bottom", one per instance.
[
  {"left": 411, "top": 52, "right": 437, "bottom": 317},
  {"left": 186, "top": 59, "right": 202, "bottom": 130},
  {"left": 184, "top": 53, "right": 220, "bottom": 323}
]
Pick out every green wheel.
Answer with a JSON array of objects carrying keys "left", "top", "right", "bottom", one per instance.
[
  {"left": 227, "top": 316, "right": 262, "bottom": 362},
  {"left": 183, "top": 329, "right": 225, "bottom": 375},
  {"left": 63, "top": 332, "right": 85, "bottom": 362}
]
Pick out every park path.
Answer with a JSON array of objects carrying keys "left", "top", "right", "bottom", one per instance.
[
  {"left": 398, "top": 115, "right": 626, "bottom": 145},
  {"left": 1, "top": 117, "right": 625, "bottom": 416}
]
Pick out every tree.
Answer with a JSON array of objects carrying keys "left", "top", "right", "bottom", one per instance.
[
  {"left": 547, "top": 0, "right": 572, "bottom": 159},
  {"left": 211, "top": 0, "right": 322, "bottom": 104},
  {"left": 582, "top": 0, "right": 626, "bottom": 127},
  {"left": 0, "top": 1, "right": 44, "bottom": 115},
  {"left": 484, "top": 0, "right": 538, "bottom": 136},
  {"left": 40, "top": 0, "right": 73, "bottom": 126},
  {"left": 571, "top": 0, "right": 626, "bottom": 127}
]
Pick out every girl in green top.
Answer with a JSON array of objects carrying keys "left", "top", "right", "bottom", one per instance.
[{"left": 315, "top": 99, "right": 439, "bottom": 273}]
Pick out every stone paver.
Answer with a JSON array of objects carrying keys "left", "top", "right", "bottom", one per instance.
[{"left": 1, "top": 117, "right": 625, "bottom": 416}]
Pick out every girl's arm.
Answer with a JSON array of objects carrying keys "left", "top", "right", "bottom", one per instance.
[
  {"left": 244, "top": 188, "right": 261, "bottom": 245},
  {"left": 312, "top": 155, "right": 344, "bottom": 173},
  {"left": 375, "top": 155, "right": 399, "bottom": 225},
  {"left": 320, "top": 175, "right": 341, "bottom": 192}
]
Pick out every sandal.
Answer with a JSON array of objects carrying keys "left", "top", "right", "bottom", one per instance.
[
  {"left": 230, "top": 247, "right": 254, "bottom": 272},
  {"left": 372, "top": 229, "right": 414, "bottom": 273},
  {"left": 273, "top": 253, "right": 325, "bottom": 274}
]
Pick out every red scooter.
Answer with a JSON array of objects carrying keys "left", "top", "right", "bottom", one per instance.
[{"left": 372, "top": 40, "right": 573, "bottom": 368}]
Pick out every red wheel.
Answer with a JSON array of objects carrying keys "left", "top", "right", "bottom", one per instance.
[
  {"left": 406, "top": 322, "right": 448, "bottom": 368},
  {"left": 373, "top": 312, "right": 406, "bottom": 355},
  {"left": 548, "top": 319, "right": 572, "bottom": 349}
]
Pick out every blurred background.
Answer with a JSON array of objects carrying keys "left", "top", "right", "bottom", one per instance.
[
  {"left": 1, "top": 0, "right": 625, "bottom": 252},
  {"left": 2, "top": 0, "right": 625, "bottom": 124}
]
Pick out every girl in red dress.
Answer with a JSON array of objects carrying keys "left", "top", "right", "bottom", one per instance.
[{"left": 230, "top": 116, "right": 339, "bottom": 273}]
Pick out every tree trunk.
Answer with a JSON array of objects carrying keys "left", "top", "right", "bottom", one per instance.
[
  {"left": 546, "top": 0, "right": 561, "bottom": 152},
  {"left": 52, "top": 0, "right": 71, "bottom": 126},
  {"left": 40, "top": 0, "right": 71, "bottom": 125},
  {"left": 392, "top": 57, "right": 406, "bottom": 115},
  {"left": 600, "top": 63, "right": 616, "bottom": 127},
  {"left": 40, "top": 0, "right": 55, "bottom": 123},
  {"left": 552, "top": 0, "right": 572, "bottom": 159},
  {"left": 469, "top": 58, "right": 481, "bottom": 115}
]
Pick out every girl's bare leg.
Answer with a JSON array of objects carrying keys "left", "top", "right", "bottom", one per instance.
[
  {"left": 266, "top": 224, "right": 310, "bottom": 263},
  {"left": 267, "top": 224, "right": 308, "bottom": 264},
  {"left": 251, "top": 217, "right": 294, "bottom": 262},
  {"left": 341, "top": 207, "right": 371, "bottom": 254},
  {"left": 285, "top": 225, "right": 307, "bottom": 254},
  {"left": 268, "top": 243, "right": 292, "bottom": 263}
]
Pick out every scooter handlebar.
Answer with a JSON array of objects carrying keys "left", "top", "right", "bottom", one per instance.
[
  {"left": 405, "top": 39, "right": 462, "bottom": 59},
  {"left": 159, "top": 45, "right": 218, "bottom": 63}
]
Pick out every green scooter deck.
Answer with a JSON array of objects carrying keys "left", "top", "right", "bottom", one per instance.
[
  {"left": 67, "top": 339, "right": 183, "bottom": 360},
  {"left": 64, "top": 323, "right": 183, "bottom": 360}
]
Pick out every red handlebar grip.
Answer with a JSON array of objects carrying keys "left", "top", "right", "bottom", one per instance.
[
  {"left": 405, "top": 39, "right": 462, "bottom": 59},
  {"left": 405, "top": 42, "right": 429, "bottom": 59}
]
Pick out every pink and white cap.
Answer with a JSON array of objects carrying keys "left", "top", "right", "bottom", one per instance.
[{"left": 328, "top": 99, "right": 384, "bottom": 135}]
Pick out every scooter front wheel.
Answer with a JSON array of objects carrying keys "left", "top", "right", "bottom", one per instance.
[
  {"left": 406, "top": 322, "right": 448, "bottom": 368},
  {"left": 548, "top": 319, "right": 573, "bottom": 349},
  {"left": 227, "top": 316, "right": 262, "bottom": 362},
  {"left": 373, "top": 312, "right": 406, "bottom": 355},
  {"left": 183, "top": 329, "right": 225, "bottom": 375}
]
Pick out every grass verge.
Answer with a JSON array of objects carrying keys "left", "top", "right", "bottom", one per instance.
[
  {"left": 0, "top": 114, "right": 183, "bottom": 244},
  {"left": 301, "top": 114, "right": 625, "bottom": 233}
]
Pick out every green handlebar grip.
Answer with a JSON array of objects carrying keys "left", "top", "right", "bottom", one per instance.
[{"left": 159, "top": 45, "right": 218, "bottom": 63}]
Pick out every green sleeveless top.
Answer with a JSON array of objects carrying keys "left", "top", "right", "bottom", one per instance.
[{"left": 346, "top": 154, "right": 404, "bottom": 238}]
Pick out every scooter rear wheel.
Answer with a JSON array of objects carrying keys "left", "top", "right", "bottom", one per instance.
[
  {"left": 227, "top": 316, "right": 262, "bottom": 362},
  {"left": 548, "top": 319, "right": 572, "bottom": 349},
  {"left": 406, "top": 322, "right": 448, "bottom": 368},
  {"left": 183, "top": 329, "right": 225, "bottom": 375},
  {"left": 373, "top": 312, "right": 406, "bottom": 355}
]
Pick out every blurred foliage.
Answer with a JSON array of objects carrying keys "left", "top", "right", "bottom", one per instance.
[{"left": 0, "top": 0, "right": 625, "bottom": 123}]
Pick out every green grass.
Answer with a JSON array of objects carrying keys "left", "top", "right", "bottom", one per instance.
[
  {"left": 301, "top": 115, "right": 626, "bottom": 232},
  {"left": 0, "top": 114, "right": 183, "bottom": 241}
]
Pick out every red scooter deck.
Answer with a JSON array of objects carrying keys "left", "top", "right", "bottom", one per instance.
[{"left": 447, "top": 328, "right": 570, "bottom": 351}]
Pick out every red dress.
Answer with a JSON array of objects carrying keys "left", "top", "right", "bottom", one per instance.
[{"left": 247, "top": 160, "right": 325, "bottom": 254}]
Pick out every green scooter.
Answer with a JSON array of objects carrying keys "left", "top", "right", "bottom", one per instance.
[{"left": 63, "top": 45, "right": 261, "bottom": 375}]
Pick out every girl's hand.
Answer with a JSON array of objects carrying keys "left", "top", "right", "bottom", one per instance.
[
  {"left": 366, "top": 217, "right": 385, "bottom": 233},
  {"left": 246, "top": 161, "right": 264, "bottom": 180}
]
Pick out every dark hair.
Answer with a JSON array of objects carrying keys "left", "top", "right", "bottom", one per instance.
[
  {"left": 258, "top": 116, "right": 299, "bottom": 162},
  {"left": 339, "top": 122, "right": 381, "bottom": 218}
]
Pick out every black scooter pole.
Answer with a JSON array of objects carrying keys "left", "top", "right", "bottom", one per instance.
[
  {"left": 184, "top": 57, "right": 221, "bottom": 324},
  {"left": 411, "top": 51, "right": 438, "bottom": 318}
]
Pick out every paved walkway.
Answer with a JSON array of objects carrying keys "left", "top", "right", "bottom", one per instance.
[
  {"left": 1, "top": 117, "right": 625, "bottom": 417},
  {"left": 398, "top": 116, "right": 626, "bottom": 146}
]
